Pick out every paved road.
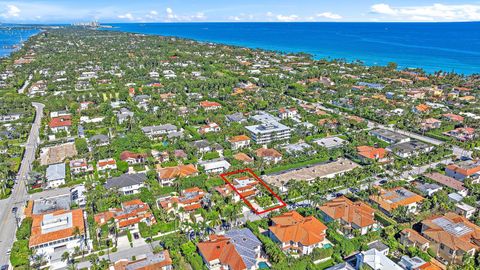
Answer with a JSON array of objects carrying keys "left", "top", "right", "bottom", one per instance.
[
  {"left": 17, "top": 74, "right": 32, "bottom": 94},
  {"left": 0, "top": 102, "right": 44, "bottom": 265}
]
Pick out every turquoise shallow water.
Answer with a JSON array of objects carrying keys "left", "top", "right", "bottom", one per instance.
[{"left": 103, "top": 22, "right": 480, "bottom": 75}]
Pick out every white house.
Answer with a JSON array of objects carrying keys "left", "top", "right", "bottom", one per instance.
[
  {"left": 199, "top": 159, "right": 231, "bottom": 174},
  {"left": 105, "top": 173, "right": 147, "bottom": 195},
  {"left": 45, "top": 163, "right": 66, "bottom": 189}
]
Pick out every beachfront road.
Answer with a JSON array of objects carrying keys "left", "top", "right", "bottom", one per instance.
[{"left": 0, "top": 102, "right": 44, "bottom": 265}]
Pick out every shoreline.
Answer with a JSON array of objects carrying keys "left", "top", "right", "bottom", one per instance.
[
  {"left": 100, "top": 22, "right": 479, "bottom": 75},
  {"left": 0, "top": 28, "right": 42, "bottom": 58}
]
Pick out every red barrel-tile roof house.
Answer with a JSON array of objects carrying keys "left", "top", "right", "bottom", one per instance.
[{"left": 268, "top": 210, "right": 329, "bottom": 255}]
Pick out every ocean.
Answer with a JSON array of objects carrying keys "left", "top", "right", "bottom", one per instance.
[
  {"left": 0, "top": 27, "right": 40, "bottom": 58},
  {"left": 103, "top": 22, "right": 480, "bottom": 75}
]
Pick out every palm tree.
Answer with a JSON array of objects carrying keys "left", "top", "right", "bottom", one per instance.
[{"left": 61, "top": 251, "right": 72, "bottom": 264}]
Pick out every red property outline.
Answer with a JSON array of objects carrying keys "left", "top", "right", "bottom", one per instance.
[{"left": 220, "top": 168, "right": 287, "bottom": 214}]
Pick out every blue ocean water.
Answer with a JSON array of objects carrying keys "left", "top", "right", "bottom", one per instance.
[
  {"left": 0, "top": 27, "right": 40, "bottom": 57},
  {"left": 104, "top": 22, "right": 480, "bottom": 75}
]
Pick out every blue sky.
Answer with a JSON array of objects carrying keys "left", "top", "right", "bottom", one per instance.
[{"left": 1, "top": 0, "right": 480, "bottom": 23}]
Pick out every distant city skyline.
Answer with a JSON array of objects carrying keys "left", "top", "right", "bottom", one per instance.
[{"left": 1, "top": 0, "right": 480, "bottom": 23}]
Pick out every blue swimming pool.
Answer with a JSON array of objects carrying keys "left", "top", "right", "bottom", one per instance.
[
  {"left": 324, "top": 243, "right": 333, "bottom": 249},
  {"left": 258, "top": 262, "right": 270, "bottom": 269}
]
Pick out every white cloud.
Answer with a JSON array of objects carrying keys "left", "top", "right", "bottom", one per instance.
[
  {"left": 117, "top": 13, "right": 134, "bottom": 21},
  {"left": 276, "top": 14, "right": 299, "bottom": 22},
  {"left": 316, "top": 12, "right": 342, "bottom": 20},
  {"left": 1, "top": 4, "right": 20, "bottom": 18},
  {"left": 228, "top": 13, "right": 254, "bottom": 21},
  {"left": 165, "top": 7, "right": 176, "bottom": 20},
  {"left": 371, "top": 3, "right": 480, "bottom": 21}
]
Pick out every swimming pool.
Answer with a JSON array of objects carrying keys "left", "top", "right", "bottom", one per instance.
[
  {"left": 258, "top": 262, "right": 270, "bottom": 269},
  {"left": 323, "top": 243, "right": 333, "bottom": 249}
]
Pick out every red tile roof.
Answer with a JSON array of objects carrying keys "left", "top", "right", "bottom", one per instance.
[
  {"left": 320, "top": 196, "right": 375, "bottom": 228},
  {"left": 120, "top": 151, "right": 147, "bottom": 161},
  {"left": 357, "top": 146, "right": 387, "bottom": 160},
  {"left": 197, "top": 235, "right": 246, "bottom": 270},
  {"left": 49, "top": 115, "right": 72, "bottom": 128},
  {"left": 29, "top": 209, "right": 85, "bottom": 247},
  {"left": 269, "top": 210, "right": 327, "bottom": 246},
  {"left": 200, "top": 101, "right": 221, "bottom": 108},
  {"left": 422, "top": 212, "right": 480, "bottom": 252}
]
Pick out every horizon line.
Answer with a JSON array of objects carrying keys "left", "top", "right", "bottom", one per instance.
[{"left": 1, "top": 20, "right": 480, "bottom": 25}]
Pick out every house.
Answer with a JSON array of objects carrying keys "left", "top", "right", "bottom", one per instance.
[
  {"left": 283, "top": 143, "right": 316, "bottom": 157},
  {"left": 278, "top": 107, "right": 298, "bottom": 119},
  {"left": 369, "top": 187, "right": 424, "bottom": 215},
  {"left": 95, "top": 199, "right": 156, "bottom": 233},
  {"left": 423, "top": 172, "right": 469, "bottom": 196},
  {"left": 413, "top": 104, "right": 431, "bottom": 114},
  {"left": 325, "top": 263, "right": 355, "bottom": 270},
  {"left": 228, "top": 135, "right": 251, "bottom": 150},
  {"left": 197, "top": 228, "right": 262, "bottom": 270},
  {"left": 399, "top": 228, "right": 430, "bottom": 251},
  {"left": 420, "top": 212, "right": 480, "bottom": 263},
  {"left": 233, "top": 153, "right": 254, "bottom": 164},
  {"left": 117, "top": 108, "right": 134, "bottom": 124},
  {"left": 246, "top": 112, "right": 291, "bottom": 144},
  {"left": 174, "top": 149, "right": 188, "bottom": 160},
  {"left": 255, "top": 148, "right": 282, "bottom": 164},
  {"left": 361, "top": 248, "right": 403, "bottom": 270},
  {"left": 120, "top": 151, "right": 147, "bottom": 165},
  {"left": 269, "top": 210, "right": 329, "bottom": 255},
  {"left": 312, "top": 136, "right": 347, "bottom": 149},
  {"left": 320, "top": 196, "right": 377, "bottom": 236},
  {"left": 413, "top": 182, "right": 442, "bottom": 197},
  {"left": 442, "top": 113, "right": 464, "bottom": 123},
  {"left": 370, "top": 129, "right": 410, "bottom": 144},
  {"left": 421, "top": 118, "right": 442, "bottom": 131},
  {"left": 199, "top": 158, "right": 231, "bottom": 174},
  {"left": 29, "top": 209, "right": 86, "bottom": 262},
  {"left": 158, "top": 187, "right": 205, "bottom": 216},
  {"left": 111, "top": 251, "right": 173, "bottom": 270},
  {"left": 445, "top": 160, "right": 480, "bottom": 181},
  {"left": 0, "top": 113, "right": 22, "bottom": 122},
  {"left": 45, "top": 163, "right": 66, "bottom": 189},
  {"left": 367, "top": 240, "right": 390, "bottom": 255},
  {"left": 215, "top": 185, "right": 241, "bottom": 203},
  {"left": 89, "top": 134, "right": 110, "bottom": 146},
  {"left": 192, "top": 139, "right": 212, "bottom": 153},
  {"left": 49, "top": 115, "right": 72, "bottom": 133},
  {"left": 70, "top": 185, "right": 87, "bottom": 207},
  {"left": 356, "top": 146, "right": 389, "bottom": 163},
  {"left": 398, "top": 256, "right": 441, "bottom": 270},
  {"left": 151, "top": 150, "right": 170, "bottom": 163},
  {"left": 156, "top": 164, "right": 199, "bottom": 186},
  {"left": 199, "top": 122, "right": 221, "bottom": 134},
  {"left": 387, "top": 140, "right": 434, "bottom": 158},
  {"left": 229, "top": 176, "right": 260, "bottom": 200},
  {"left": 141, "top": 124, "right": 182, "bottom": 140},
  {"left": 226, "top": 112, "right": 247, "bottom": 124},
  {"left": 69, "top": 159, "right": 93, "bottom": 175},
  {"left": 97, "top": 158, "right": 117, "bottom": 171},
  {"left": 200, "top": 101, "right": 222, "bottom": 111},
  {"left": 104, "top": 173, "right": 147, "bottom": 195},
  {"left": 455, "top": 202, "right": 477, "bottom": 219},
  {"left": 444, "top": 127, "right": 476, "bottom": 141}
]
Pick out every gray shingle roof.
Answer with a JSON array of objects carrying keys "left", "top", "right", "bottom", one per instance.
[
  {"left": 225, "top": 228, "right": 262, "bottom": 269},
  {"left": 46, "top": 163, "right": 66, "bottom": 181},
  {"left": 105, "top": 173, "right": 147, "bottom": 189}
]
